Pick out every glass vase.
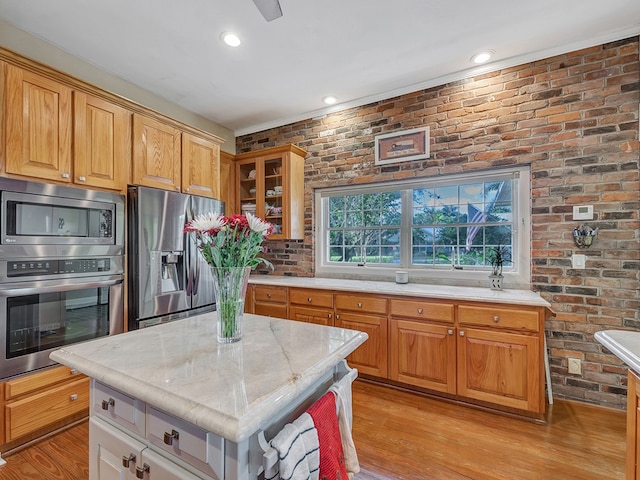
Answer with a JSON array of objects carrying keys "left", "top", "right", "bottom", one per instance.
[{"left": 211, "top": 266, "right": 251, "bottom": 343}]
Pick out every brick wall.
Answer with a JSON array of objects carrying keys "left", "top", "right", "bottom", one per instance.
[{"left": 238, "top": 37, "right": 640, "bottom": 407}]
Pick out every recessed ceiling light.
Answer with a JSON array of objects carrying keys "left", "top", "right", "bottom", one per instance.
[
  {"left": 221, "top": 32, "right": 241, "bottom": 47},
  {"left": 471, "top": 51, "right": 494, "bottom": 64},
  {"left": 323, "top": 95, "right": 337, "bottom": 105}
]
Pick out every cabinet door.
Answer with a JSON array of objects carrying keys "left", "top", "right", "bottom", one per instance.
[
  {"left": 335, "top": 312, "right": 388, "bottom": 378},
  {"left": 220, "top": 152, "right": 237, "bottom": 214},
  {"left": 5, "top": 377, "right": 89, "bottom": 441},
  {"left": 132, "top": 114, "right": 181, "bottom": 191},
  {"left": 628, "top": 370, "right": 640, "bottom": 480},
  {"left": 457, "top": 327, "right": 541, "bottom": 413},
  {"left": 182, "top": 132, "right": 220, "bottom": 198},
  {"left": 74, "top": 91, "right": 130, "bottom": 191},
  {"left": 389, "top": 319, "right": 456, "bottom": 394},
  {"left": 5, "top": 63, "right": 72, "bottom": 182},
  {"left": 289, "top": 305, "right": 334, "bottom": 326},
  {"left": 254, "top": 302, "right": 288, "bottom": 319},
  {"left": 89, "top": 416, "right": 142, "bottom": 480}
]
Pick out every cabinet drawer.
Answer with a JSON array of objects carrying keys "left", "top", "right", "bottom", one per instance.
[
  {"left": 4, "top": 365, "right": 83, "bottom": 400},
  {"left": 458, "top": 305, "right": 540, "bottom": 332},
  {"left": 254, "top": 286, "right": 287, "bottom": 304},
  {"left": 390, "top": 298, "right": 454, "bottom": 323},
  {"left": 335, "top": 293, "right": 388, "bottom": 315},
  {"left": 5, "top": 377, "right": 89, "bottom": 441},
  {"left": 93, "top": 381, "right": 146, "bottom": 437},
  {"left": 147, "top": 406, "right": 224, "bottom": 479},
  {"left": 289, "top": 288, "right": 333, "bottom": 308}
]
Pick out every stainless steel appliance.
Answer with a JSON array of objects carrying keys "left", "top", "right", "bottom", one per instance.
[
  {"left": 0, "top": 178, "right": 125, "bottom": 380},
  {"left": 127, "top": 186, "right": 224, "bottom": 329}
]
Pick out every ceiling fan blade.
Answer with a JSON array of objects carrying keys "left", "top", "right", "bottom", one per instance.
[{"left": 252, "top": 0, "right": 282, "bottom": 21}]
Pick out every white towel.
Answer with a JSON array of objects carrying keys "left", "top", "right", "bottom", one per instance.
[
  {"left": 265, "top": 412, "right": 320, "bottom": 480},
  {"left": 330, "top": 379, "right": 360, "bottom": 477}
]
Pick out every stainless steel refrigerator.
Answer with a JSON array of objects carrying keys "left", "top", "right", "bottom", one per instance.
[{"left": 127, "top": 186, "right": 224, "bottom": 329}]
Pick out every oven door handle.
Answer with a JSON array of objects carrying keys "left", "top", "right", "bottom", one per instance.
[{"left": 0, "top": 276, "right": 123, "bottom": 296}]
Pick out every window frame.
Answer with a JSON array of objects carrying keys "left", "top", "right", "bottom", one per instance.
[{"left": 314, "top": 166, "right": 531, "bottom": 289}]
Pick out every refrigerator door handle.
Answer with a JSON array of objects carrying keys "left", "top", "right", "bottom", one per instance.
[
  {"left": 193, "top": 263, "right": 200, "bottom": 295},
  {"left": 186, "top": 264, "right": 194, "bottom": 296}
]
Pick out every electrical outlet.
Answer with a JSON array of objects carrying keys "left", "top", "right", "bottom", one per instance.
[{"left": 568, "top": 358, "right": 582, "bottom": 375}]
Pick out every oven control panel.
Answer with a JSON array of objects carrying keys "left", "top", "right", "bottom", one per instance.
[{"left": 7, "top": 258, "right": 111, "bottom": 277}]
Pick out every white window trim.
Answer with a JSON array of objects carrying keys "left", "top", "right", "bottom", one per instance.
[{"left": 314, "top": 166, "right": 531, "bottom": 289}]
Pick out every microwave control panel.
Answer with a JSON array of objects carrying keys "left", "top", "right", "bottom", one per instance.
[{"left": 7, "top": 258, "right": 111, "bottom": 277}]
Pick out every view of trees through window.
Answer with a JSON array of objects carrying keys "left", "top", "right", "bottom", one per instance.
[{"left": 326, "top": 178, "right": 514, "bottom": 269}]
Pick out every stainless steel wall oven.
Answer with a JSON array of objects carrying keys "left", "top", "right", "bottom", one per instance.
[{"left": 0, "top": 178, "right": 125, "bottom": 380}]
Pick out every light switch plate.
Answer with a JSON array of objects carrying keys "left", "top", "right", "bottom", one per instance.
[
  {"left": 572, "top": 254, "right": 586, "bottom": 269},
  {"left": 573, "top": 205, "right": 593, "bottom": 220}
]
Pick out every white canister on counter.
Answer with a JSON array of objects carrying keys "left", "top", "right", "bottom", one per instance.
[{"left": 395, "top": 271, "right": 409, "bottom": 284}]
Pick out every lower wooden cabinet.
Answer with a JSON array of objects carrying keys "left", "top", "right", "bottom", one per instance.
[
  {"left": 253, "top": 285, "right": 287, "bottom": 319},
  {"left": 335, "top": 312, "right": 388, "bottom": 378},
  {"left": 389, "top": 319, "right": 456, "bottom": 394},
  {"left": 628, "top": 370, "right": 640, "bottom": 480},
  {"left": 2, "top": 366, "right": 89, "bottom": 446}
]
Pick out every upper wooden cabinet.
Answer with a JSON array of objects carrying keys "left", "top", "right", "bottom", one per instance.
[
  {"left": 74, "top": 91, "right": 131, "bottom": 191},
  {"left": 219, "top": 151, "right": 236, "bottom": 214},
  {"left": 235, "top": 144, "right": 306, "bottom": 240},
  {"left": 132, "top": 113, "right": 223, "bottom": 198},
  {"left": 132, "top": 113, "right": 182, "bottom": 192},
  {"left": 182, "top": 132, "right": 220, "bottom": 199},
  {"left": 4, "top": 63, "right": 73, "bottom": 183}
]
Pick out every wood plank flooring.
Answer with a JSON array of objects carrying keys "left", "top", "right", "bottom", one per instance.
[{"left": 0, "top": 380, "right": 626, "bottom": 479}]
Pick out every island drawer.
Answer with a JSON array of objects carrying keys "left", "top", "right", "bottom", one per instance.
[
  {"left": 390, "top": 299, "right": 454, "bottom": 323},
  {"left": 458, "top": 304, "right": 540, "bottom": 332},
  {"left": 93, "top": 381, "right": 146, "bottom": 437},
  {"left": 147, "top": 406, "right": 224, "bottom": 479},
  {"left": 289, "top": 288, "right": 333, "bottom": 308},
  {"left": 335, "top": 293, "right": 388, "bottom": 315}
]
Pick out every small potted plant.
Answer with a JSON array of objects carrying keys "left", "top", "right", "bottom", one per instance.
[{"left": 488, "top": 244, "right": 510, "bottom": 290}]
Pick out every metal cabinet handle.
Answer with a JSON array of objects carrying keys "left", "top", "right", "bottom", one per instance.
[
  {"left": 307, "top": 297, "right": 312, "bottom": 302},
  {"left": 78, "top": 176, "right": 86, "bottom": 182},
  {"left": 122, "top": 453, "right": 136, "bottom": 468},
  {"left": 175, "top": 186, "right": 180, "bottom": 191},
  {"left": 61, "top": 173, "right": 70, "bottom": 178},
  {"left": 417, "top": 308, "right": 423, "bottom": 314},
  {"left": 328, "top": 313, "right": 332, "bottom": 319},
  {"left": 70, "top": 368, "right": 78, "bottom": 375},
  {"left": 267, "top": 293, "right": 271, "bottom": 298},
  {"left": 357, "top": 302, "right": 362, "bottom": 308},
  {"left": 101, "top": 398, "right": 115, "bottom": 410},
  {"left": 448, "top": 329, "right": 453, "bottom": 335},
  {"left": 336, "top": 314, "right": 340, "bottom": 320},
  {"left": 493, "top": 316, "right": 500, "bottom": 322},
  {"left": 163, "top": 429, "right": 179, "bottom": 445},
  {"left": 70, "top": 394, "right": 78, "bottom": 401},
  {"left": 135, "top": 463, "right": 150, "bottom": 479},
  {"left": 460, "top": 331, "right": 465, "bottom": 337}
]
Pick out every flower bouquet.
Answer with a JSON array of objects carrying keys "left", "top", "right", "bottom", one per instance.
[{"left": 185, "top": 212, "right": 273, "bottom": 343}]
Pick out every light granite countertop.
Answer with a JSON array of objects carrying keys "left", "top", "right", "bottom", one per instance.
[
  {"left": 50, "top": 313, "right": 367, "bottom": 443},
  {"left": 595, "top": 330, "right": 640, "bottom": 375},
  {"left": 249, "top": 276, "right": 553, "bottom": 309}
]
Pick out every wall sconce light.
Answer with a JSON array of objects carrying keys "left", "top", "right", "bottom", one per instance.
[{"left": 573, "top": 225, "right": 598, "bottom": 248}]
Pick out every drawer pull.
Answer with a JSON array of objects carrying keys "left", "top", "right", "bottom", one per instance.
[
  {"left": 61, "top": 172, "right": 70, "bottom": 179},
  {"left": 328, "top": 313, "right": 332, "bottom": 319},
  {"left": 70, "top": 368, "right": 78, "bottom": 375},
  {"left": 417, "top": 308, "right": 423, "bottom": 314},
  {"left": 135, "top": 463, "right": 150, "bottom": 479},
  {"left": 493, "top": 316, "right": 500, "bottom": 323},
  {"left": 69, "top": 394, "right": 79, "bottom": 401},
  {"left": 307, "top": 297, "right": 312, "bottom": 302},
  {"left": 267, "top": 293, "right": 272, "bottom": 298},
  {"left": 163, "top": 429, "right": 180, "bottom": 445},
  {"left": 357, "top": 302, "right": 362, "bottom": 308},
  {"left": 122, "top": 453, "right": 136, "bottom": 468},
  {"left": 448, "top": 329, "right": 453, "bottom": 335},
  {"left": 460, "top": 331, "right": 465, "bottom": 337},
  {"left": 101, "top": 398, "right": 115, "bottom": 410},
  {"left": 78, "top": 176, "right": 86, "bottom": 182}
]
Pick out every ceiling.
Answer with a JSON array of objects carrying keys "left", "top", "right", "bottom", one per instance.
[{"left": 1, "top": 0, "right": 639, "bottom": 136}]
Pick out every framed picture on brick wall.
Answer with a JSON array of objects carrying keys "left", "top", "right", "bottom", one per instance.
[{"left": 375, "top": 126, "right": 430, "bottom": 166}]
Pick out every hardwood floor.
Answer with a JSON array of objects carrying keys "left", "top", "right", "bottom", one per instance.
[{"left": 0, "top": 380, "right": 626, "bottom": 479}]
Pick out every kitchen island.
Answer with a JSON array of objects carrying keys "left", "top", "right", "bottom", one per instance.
[{"left": 50, "top": 313, "right": 368, "bottom": 479}]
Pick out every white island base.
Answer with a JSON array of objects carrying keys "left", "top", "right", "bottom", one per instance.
[{"left": 50, "top": 313, "right": 367, "bottom": 479}]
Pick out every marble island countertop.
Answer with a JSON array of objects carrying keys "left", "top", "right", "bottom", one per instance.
[
  {"left": 595, "top": 330, "right": 640, "bottom": 375},
  {"left": 249, "top": 276, "right": 553, "bottom": 309},
  {"left": 50, "top": 313, "right": 368, "bottom": 442}
]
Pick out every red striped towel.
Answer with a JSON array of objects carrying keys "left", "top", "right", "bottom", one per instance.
[{"left": 307, "top": 392, "right": 348, "bottom": 480}]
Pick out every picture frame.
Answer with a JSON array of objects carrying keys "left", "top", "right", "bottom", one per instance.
[{"left": 374, "top": 126, "right": 430, "bottom": 166}]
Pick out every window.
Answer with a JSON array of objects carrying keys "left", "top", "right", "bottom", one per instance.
[{"left": 315, "top": 167, "right": 531, "bottom": 288}]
